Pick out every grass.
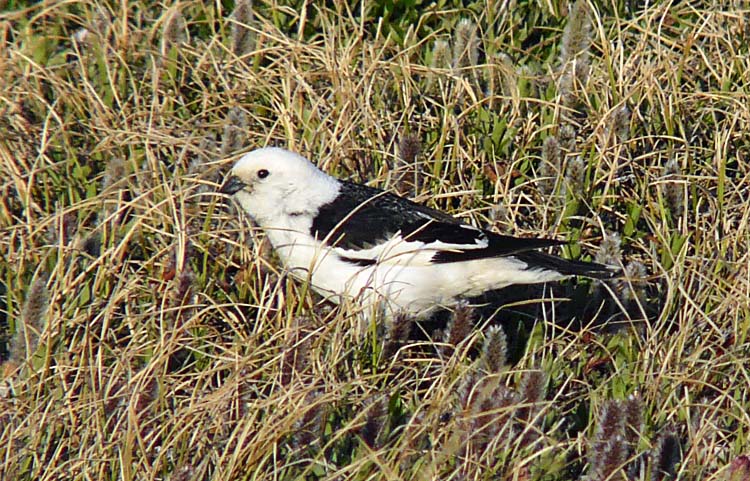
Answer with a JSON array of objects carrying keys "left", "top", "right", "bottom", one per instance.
[{"left": 1, "top": 0, "right": 750, "bottom": 479}]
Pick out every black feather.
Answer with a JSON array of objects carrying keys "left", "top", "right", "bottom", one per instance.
[
  {"left": 312, "top": 180, "right": 620, "bottom": 278},
  {"left": 311, "top": 180, "right": 457, "bottom": 250},
  {"left": 430, "top": 233, "right": 566, "bottom": 263},
  {"left": 514, "top": 250, "right": 620, "bottom": 278}
]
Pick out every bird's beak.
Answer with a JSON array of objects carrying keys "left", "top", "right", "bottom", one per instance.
[{"left": 220, "top": 175, "right": 247, "bottom": 195}]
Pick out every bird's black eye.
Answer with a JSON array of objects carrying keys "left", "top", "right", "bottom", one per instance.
[{"left": 257, "top": 169, "right": 270, "bottom": 179}]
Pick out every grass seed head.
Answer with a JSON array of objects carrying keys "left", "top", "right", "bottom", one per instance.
[
  {"left": 487, "top": 203, "right": 509, "bottom": 229},
  {"left": 395, "top": 133, "right": 422, "bottom": 195},
  {"left": 558, "top": 124, "right": 577, "bottom": 152},
  {"left": 162, "top": 6, "right": 187, "bottom": 53},
  {"left": 359, "top": 396, "right": 388, "bottom": 449},
  {"left": 663, "top": 159, "right": 684, "bottom": 217},
  {"left": 102, "top": 157, "right": 127, "bottom": 192},
  {"left": 596, "top": 232, "right": 622, "bottom": 266},
  {"left": 517, "top": 369, "right": 546, "bottom": 432},
  {"left": 728, "top": 456, "right": 750, "bottom": 481},
  {"left": 493, "top": 52, "right": 517, "bottom": 98},
  {"left": 613, "top": 105, "right": 631, "bottom": 142},
  {"left": 589, "top": 435, "right": 628, "bottom": 479},
  {"left": 540, "top": 136, "right": 562, "bottom": 195},
  {"left": 431, "top": 39, "right": 451, "bottom": 70},
  {"left": 382, "top": 311, "right": 413, "bottom": 360},
  {"left": 595, "top": 400, "right": 626, "bottom": 442},
  {"left": 221, "top": 108, "right": 248, "bottom": 156},
  {"left": 560, "top": 0, "right": 592, "bottom": 70},
  {"left": 559, "top": 0, "right": 592, "bottom": 106},
  {"left": 619, "top": 261, "right": 648, "bottom": 308},
  {"left": 453, "top": 19, "right": 479, "bottom": 70},
  {"left": 652, "top": 430, "right": 682, "bottom": 480},
  {"left": 10, "top": 274, "right": 50, "bottom": 365},
  {"left": 398, "top": 133, "right": 421, "bottom": 165},
  {"left": 472, "top": 383, "right": 517, "bottom": 446},
  {"left": 290, "top": 390, "right": 326, "bottom": 451},
  {"left": 623, "top": 394, "right": 644, "bottom": 446},
  {"left": 444, "top": 301, "right": 475, "bottom": 349},
  {"left": 480, "top": 325, "right": 507, "bottom": 373},
  {"left": 281, "top": 317, "right": 314, "bottom": 386},
  {"left": 565, "top": 155, "right": 586, "bottom": 192},
  {"left": 173, "top": 267, "right": 197, "bottom": 306},
  {"left": 170, "top": 465, "right": 196, "bottom": 481},
  {"left": 231, "top": 0, "right": 255, "bottom": 57}
]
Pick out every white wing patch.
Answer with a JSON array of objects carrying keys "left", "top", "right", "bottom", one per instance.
[{"left": 334, "top": 224, "right": 490, "bottom": 267}]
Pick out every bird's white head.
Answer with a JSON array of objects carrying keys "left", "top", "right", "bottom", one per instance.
[{"left": 221, "top": 147, "right": 339, "bottom": 225}]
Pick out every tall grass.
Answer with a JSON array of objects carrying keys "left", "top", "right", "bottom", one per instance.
[{"left": 1, "top": 1, "right": 749, "bottom": 480}]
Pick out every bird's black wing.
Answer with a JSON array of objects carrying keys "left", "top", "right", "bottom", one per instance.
[
  {"left": 311, "top": 180, "right": 568, "bottom": 257},
  {"left": 311, "top": 181, "right": 620, "bottom": 278},
  {"left": 311, "top": 180, "right": 458, "bottom": 250}
]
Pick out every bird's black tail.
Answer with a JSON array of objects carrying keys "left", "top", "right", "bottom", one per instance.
[{"left": 516, "top": 250, "right": 621, "bottom": 279}]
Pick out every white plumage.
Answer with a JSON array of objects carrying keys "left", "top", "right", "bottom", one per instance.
[{"left": 220, "top": 147, "right": 619, "bottom": 318}]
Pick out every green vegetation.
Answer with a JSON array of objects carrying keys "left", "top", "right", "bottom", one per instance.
[{"left": 1, "top": 1, "right": 749, "bottom": 479}]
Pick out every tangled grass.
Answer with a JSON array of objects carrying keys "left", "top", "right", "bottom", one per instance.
[{"left": 1, "top": 1, "right": 750, "bottom": 480}]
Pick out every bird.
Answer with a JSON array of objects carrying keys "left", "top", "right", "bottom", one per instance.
[{"left": 220, "top": 147, "right": 621, "bottom": 318}]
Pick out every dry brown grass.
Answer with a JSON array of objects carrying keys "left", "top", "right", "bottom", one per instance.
[{"left": 1, "top": 1, "right": 750, "bottom": 480}]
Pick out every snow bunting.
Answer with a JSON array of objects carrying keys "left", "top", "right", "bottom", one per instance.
[{"left": 220, "top": 147, "right": 620, "bottom": 317}]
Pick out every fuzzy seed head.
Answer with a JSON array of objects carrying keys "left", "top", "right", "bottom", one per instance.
[
  {"left": 190, "top": 132, "right": 219, "bottom": 194},
  {"left": 453, "top": 19, "right": 479, "bottom": 69},
  {"left": 198, "top": 132, "right": 218, "bottom": 161},
  {"left": 81, "top": 233, "right": 101, "bottom": 257},
  {"left": 395, "top": 134, "right": 422, "bottom": 196},
  {"left": 613, "top": 105, "right": 631, "bottom": 142},
  {"left": 487, "top": 203, "right": 509, "bottom": 227},
  {"left": 517, "top": 369, "right": 546, "bottom": 431},
  {"left": 231, "top": 0, "right": 255, "bottom": 57},
  {"left": 221, "top": 108, "right": 248, "bottom": 156},
  {"left": 173, "top": 268, "right": 197, "bottom": 305},
  {"left": 543, "top": 136, "right": 562, "bottom": 168},
  {"left": 162, "top": 7, "right": 187, "bottom": 52},
  {"left": 290, "top": 390, "right": 325, "bottom": 450},
  {"left": 652, "top": 431, "right": 681, "bottom": 480},
  {"left": 444, "top": 301, "right": 475, "bottom": 348},
  {"left": 728, "top": 456, "right": 750, "bottom": 481},
  {"left": 281, "top": 316, "right": 314, "bottom": 386},
  {"left": 11, "top": 274, "right": 50, "bottom": 364},
  {"left": 663, "top": 159, "right": 684, "bottom": 216},
  {"left": 360, "top": 396, "right": 388, "bottom": 449},
  {"left": 493, "top": 52, "right": 516, "bottom": 98},
  {"left": 588, "top": 435, "right": 628, "bottom": 479},
  {"left": 623, "top": 394, "right": 644, "bottom": 446},
  {"left": 595, "top": 232, "right": 622, "bottom": 266},
  {"left": 558, "top": 124, "right": 577, "bottom": 152},
  {"left": 93, "top": 6, "right": 112, "bottom": 37},
  {"left": 102, "top": 157, "right": 127, "bottom": 191},
  {"left": 399, "top": 134, "right": 421, "bottom": 165},
  {"left": 619, "top": 261, "right": 647, "bottom": 306},
  {"left": 559, "top": 0, "right": 592, "bottom": 104},
  {"left": 382, "top": 311, "right": 413, "bottom": 360},
  {"left": 456, "top": 371, "right": 479, "bottom": 411},
  {"left": 514, "top": 370, "right": 546, "bottom": 449},
  {"left": 595, "top": 400, "right": 625, "bottom": 443},
  {"left": 561, "top": 0, "right": 592, "bottom": 66},
  {"left": 539, "top": 136, "right": 562, "bottom": 195},
  {"left": 480, "top": 325, "right": 507, "bottom": 373},
  {"left": 431, "top": 39, "right": 451, "bottom": 70},
  {"left": 472, "top": 383, "right": 517, "bottom": 445},
  {"left": 133, "top": 374, "right": 159, "bottom": 415},
  {"left": 565, "top": 155, "right": 586, "bottom": 192},
  {"left": 171, "top": 465, "right": 196, "bottom": 481}
]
